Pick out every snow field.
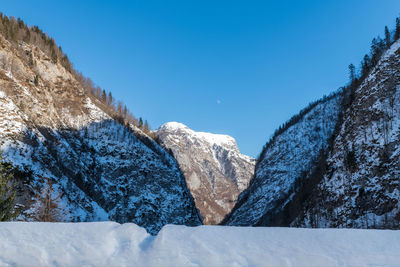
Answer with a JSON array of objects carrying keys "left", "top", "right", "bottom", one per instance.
[{"left": 0, "top": 222, "right": 399, "bottom": 267}]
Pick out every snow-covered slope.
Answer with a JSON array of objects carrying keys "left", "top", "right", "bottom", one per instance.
[
  {"left": 0, "top": 34, "right": 200, "bottom": 233},
  {"left": 1, "top": 222, "right": 400, "bottom": 267},
  {"left": 292, "top": 40, "right": 400, "bottom": 228},
  {"left": 156, "top": 122, "right": 255, "bottom": 224},
  {"left": 225, "top": 91, "right": 344, "bottom": 226},
  {"left": 226, "top": 39, "right": 400, "bottom": 229}
]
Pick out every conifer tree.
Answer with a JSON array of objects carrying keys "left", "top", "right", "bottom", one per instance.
[
  {"left": 385, "top": 26, "right": 391, "bottom": 48},
  {"left": 348, "top": 64, "right": 356, "bottom": 84},
  {"left": 371, "top": 37, "right": 386, "bottom": 66},
  {"left": 117, "top": 101, "right": 123, "bottom": 115},
  {"left": 107, "top": 92, "right": 113, "bottom": 106},
  {"left": 101, "top": 90, "right": 107, "bottom": 103},
  {"left": 395, "top": 18, "right": 400, "bottom": 41},
  {"left": 144, "top": 120, "right": 150, "bottom": 133},
  {"left": 361, "top": 54, "right": 371, "bottom": 77},
  {"left": 0, "top": 153, "right": 19, "bottom": 221}
]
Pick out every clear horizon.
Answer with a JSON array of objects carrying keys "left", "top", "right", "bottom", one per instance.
[{"left": 2, "top": 0, "right": 400, "bottom": 157}]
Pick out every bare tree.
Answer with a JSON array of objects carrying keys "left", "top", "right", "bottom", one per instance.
[{"left": 33, "top": 178, "right": 67, "bottom": 222}]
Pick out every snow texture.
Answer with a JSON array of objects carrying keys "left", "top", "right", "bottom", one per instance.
[
  {"left": 159, "top": 122, "right": 239, "bottom": 151},
  {"left": 226, "top": 39, "right": 400, "bottom": 229},
  {"left": 226, "top": 92, "right": 344, "bottom": 226},
  {"left": 156, "top": 122, "right": 255, "bottom": 224},
  {"left": 0, "top": 222, "right": 399, "bottom": 267},
  {"left": 0, "top": 35, "right": 200, "bottom": 234},
  {"left": 293, "top": 39, "right": 400, "bottom": 228}
]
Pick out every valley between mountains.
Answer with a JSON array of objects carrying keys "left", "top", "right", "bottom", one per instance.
[{"left": 0, "top": 13, "right": 400, "bottom": 234}]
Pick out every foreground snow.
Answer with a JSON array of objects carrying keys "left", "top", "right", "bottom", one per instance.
[{"left": 0, "top": 222, "right": 400, "bottom": 266}]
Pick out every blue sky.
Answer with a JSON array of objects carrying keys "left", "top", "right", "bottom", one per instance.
[{"left": 2, "top": 1, "right": 400, "bottom": 157}]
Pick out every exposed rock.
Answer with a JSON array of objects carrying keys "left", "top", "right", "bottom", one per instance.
[
  {"left": 0, "top": 34, "right": 200, "bottom": 234},
  {"left": 292, "top": 40, "right": 400, "bottom": 228},
  {"left": 224, "top": 92, "right": 344, "bottom": 226},
  {"left": 225, "top": 40, "right": 400, "bottom": 229},
  {"left": 156, "top": 122, "right": 255, "bottom": 224}
]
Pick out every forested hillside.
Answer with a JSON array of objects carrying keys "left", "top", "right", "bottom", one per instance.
[
  {"left": 0, "top": 14, "right": 200, "bottom": 234},
  {"left": 225, "top": 18, "right": 400, "bottom": 228}
]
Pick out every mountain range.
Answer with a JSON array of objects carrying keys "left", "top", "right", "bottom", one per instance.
[{"left": 1, "top": 14, "right": 400, "bottom": 233}]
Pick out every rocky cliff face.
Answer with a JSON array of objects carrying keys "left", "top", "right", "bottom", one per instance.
[
  {"left": 225, "top": 40, "right": 400, "bottom": 229},
  {"left": 155, "top": 122, "right": 255, "bottom": 224},
  {"left": 0, "top": 34, "right": 200, "bottom": 234},
  {"left": 292, "top": 40, "right": 400, "bottom": 228},
  {"left": 224, "top": 91, "right": 345, "bottom": 226}
]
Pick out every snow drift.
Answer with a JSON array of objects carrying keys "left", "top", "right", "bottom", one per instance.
[{"left": 0, "top": 222, "right": 399, "bottom": 266}]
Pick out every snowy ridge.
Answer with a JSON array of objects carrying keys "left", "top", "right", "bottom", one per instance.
[
  {"left": 159, "top": 122, "right": 238, "bottom": 150},
  {"left": 156, "top": 122, "right": 255, "bottom": 224},
  {"left": 1, "top": 222, "right": 400, "bottom": 266}
]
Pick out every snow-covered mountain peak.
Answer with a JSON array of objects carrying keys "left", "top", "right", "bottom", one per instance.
[
  {"left": 156, "top": 122, "right": 255, "bottom": 224},
  {"left": 159, "top": 122, "right": 238, "bottom": 152},
  {"left": 159, "top": 121, "right": 188, "bottom": 131}
]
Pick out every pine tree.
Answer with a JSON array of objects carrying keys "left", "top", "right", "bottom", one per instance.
[
  {"left": 122, "top": 105, "right": 128, "bottom": 120},
  {"left": 371, "top": 37, "right": 386, "bottom": 65},
  {"left": 107, "top": 92, "right": 113, "bottom": 106},
  {"left": 117, "top": 101, "right": 123, "bottom": 115},
  {"left": 395, "top": 18, "right": 400, "bottom": 41},
  {"left": 0, "top": 153, "right": 19, "bottom": 221},
  {"left": 361, "top": 54, "right": 371, "bottom": 77},
  {"left": 101, "top": 90, "right": 107, "bottom": 103},
  {"left": 144, "top": 120, "right": 150, "bottom": 133},
  {"left": 385, "top": 26, "right": 391, "bottom": 48},
  {"left": 139, "top": 117, "right": 143, "bottom": 128},
  {"left": 348, "top": 64, "right": 356, "bottom": 84}
]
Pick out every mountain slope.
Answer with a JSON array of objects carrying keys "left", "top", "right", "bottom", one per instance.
[
  {"left": 292, "top": 40, "right": 400, "bottom": 228},
  {"left": 225, "top": 35, "right": 400, "bottom": 229},
  {"left": 224, "top": 91, "right": 345, "bottom": 226},
  {"left": 0, "top": 31, "right": 200, "bottom": 233},
  {"left": 155, "top": 122, "right": 255, "bottom": 224}
]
